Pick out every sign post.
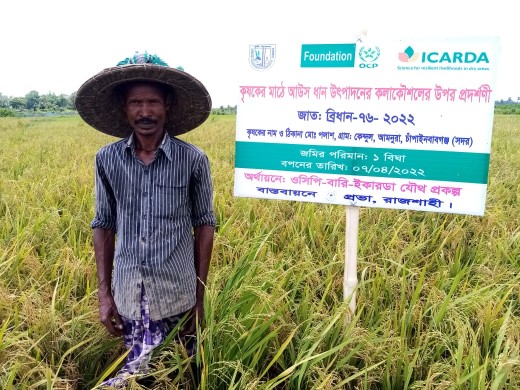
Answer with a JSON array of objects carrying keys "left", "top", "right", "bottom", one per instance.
[
  {"left": 234, "top": 36, "right": 499, "bottom": 322},
  {"left": 344, "top": 206, "right": 360, "bottom": 320}
]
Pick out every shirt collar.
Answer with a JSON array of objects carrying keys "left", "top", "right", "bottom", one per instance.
[{"left": 124, "top": 132, "right": 173, "bottom": 161}]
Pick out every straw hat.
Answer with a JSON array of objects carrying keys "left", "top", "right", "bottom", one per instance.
[{"left": 75, "top": 52, "right": 212, "bottom": 137}]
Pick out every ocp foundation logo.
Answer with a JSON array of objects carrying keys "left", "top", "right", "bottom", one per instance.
[
  {"left": 398, "top": 46, "right": 420, "bottom": 62},
  {"left": 301, "top": 43, "right": 356, "bottom": 68},
  {"left": 358, "top": 46, "right": 380, "bottom": 69}
]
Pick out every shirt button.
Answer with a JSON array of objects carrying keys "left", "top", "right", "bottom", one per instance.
[
  {"left": 143, "top": 192, "right": 148, "bottom": 197},
  {"left": 143, "top": 215, "right": 147, "bottom": 219},
  {"left": 141, "top": 237, "right": 146, "bottom": 242}
]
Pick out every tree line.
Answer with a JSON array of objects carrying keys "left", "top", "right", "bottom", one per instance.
[
  {"left": 0, "top": 90, "right": 517, "bottom": 117},
  {"left": 0, "top": 91, "right": 237, "bottom": 117},
  {"left": 0, "top": 91, "right": 76, "bottom": 117}
]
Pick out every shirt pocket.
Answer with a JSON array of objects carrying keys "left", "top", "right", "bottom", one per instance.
[{"left": 153, "top": 183, "right": 189, "bottom": 219}]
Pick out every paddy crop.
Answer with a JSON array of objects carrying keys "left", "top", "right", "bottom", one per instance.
[{"left": 0, "top": 115, "right": 518, "bottom": 389}]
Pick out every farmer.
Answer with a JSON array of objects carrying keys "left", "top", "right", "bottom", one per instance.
[{"left": 75, "top": 52, "right": 216, "bottom": 386}]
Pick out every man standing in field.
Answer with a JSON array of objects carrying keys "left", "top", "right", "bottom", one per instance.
[{"left": 75, "top": 52, "right": 216, "bottom": 387}]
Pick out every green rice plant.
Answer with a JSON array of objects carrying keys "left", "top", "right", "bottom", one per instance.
[{"left": 0, "top": 115, "right": 519, "bottom": 389}]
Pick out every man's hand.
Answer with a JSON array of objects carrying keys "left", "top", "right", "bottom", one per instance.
[
  {"left": 98, "top": 292, "right": 124, "bottom": 337},
  {"left": 93, "top": 228, "right": 121, "bottom": 336},
  {"left": 179, "top": 302, "right": 204, "bottom": 337},
  {"left": 185, "top": 224, "right": 213, "bottom": 338}
]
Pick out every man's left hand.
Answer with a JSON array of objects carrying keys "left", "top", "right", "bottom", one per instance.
[{"left": 179, "top": 302, "right": 203, "bottom": 337}]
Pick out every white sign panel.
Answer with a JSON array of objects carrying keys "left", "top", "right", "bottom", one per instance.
[{"left": 234, "top": 37, "right": 499, "bottom": 216}]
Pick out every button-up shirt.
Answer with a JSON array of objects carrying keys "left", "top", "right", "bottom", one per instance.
[{"left": 91, "top": 133, "right": 216, "bottom": 320}]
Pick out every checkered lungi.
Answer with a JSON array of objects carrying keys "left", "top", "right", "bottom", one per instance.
[{"left": 99, "top": 287, "right": 196, "bottom": 388}]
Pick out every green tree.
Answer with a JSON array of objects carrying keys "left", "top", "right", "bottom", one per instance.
[
  {"left": 0, "top": 93, "right": 9, "bottom": 108},
  {"left": 56, "top": 94, "right": 69, "bottom": 109},
  {"left": 38, "top": 93, "right": 60, "bottom": 111},
  {"left": 10, "top": 96, "right": 25, "bottom": 109},
  {"left": 25, "top": 90, "right": 40, "bottom": 110},
  {"left": 69, "top": 91, "right": 77, "bottom": 110}
]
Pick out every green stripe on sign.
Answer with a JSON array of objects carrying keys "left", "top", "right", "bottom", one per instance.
[{"left": 235, "top": 141, "right": 490, "bottom": 184}]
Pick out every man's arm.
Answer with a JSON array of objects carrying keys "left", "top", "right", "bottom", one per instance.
[
  {"left": 194, "top": 224, "right": 215, "bottom": 307},
  {"left": 181, "top": 224, "right": 214, "bottom": 336},
  {"left": 93, "top": 227, "right": 123, "bottom": 336},
  {"left": 181, "top": 152, "right": 216, "bottom": 336}
]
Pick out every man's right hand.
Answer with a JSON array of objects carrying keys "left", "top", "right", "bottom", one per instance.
[{"left": 98, "top": 293, "right": 124, "bottom": 337}]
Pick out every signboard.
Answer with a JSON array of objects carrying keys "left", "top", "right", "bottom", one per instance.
[{"left": 234, "top": 37, "right": 499, "bottom": 216}]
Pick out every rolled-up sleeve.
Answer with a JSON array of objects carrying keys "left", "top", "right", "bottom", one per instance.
[
  {"left": 91, "top": 153, "right": 117, "bottom": 231},
  {"left": 190, "top": 154, "right": 216, "bottom": 227}
]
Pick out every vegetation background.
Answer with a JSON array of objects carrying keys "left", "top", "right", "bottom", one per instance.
[
  {"left": 0, "top": 114, "right": 519, "bottom": 389},
  {"left": 0, "top": 89, "right": 518, "bottom": 117},
  {"left": 0, "top": 91, "right": 237, "bottom": 118}
]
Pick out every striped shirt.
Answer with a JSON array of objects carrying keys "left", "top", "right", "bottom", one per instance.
[{"left": 91, "top": 133, "right": 216, "bottom": 321}]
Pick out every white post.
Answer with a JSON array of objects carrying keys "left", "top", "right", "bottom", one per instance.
[{"left": 344, "top": 206, "right": 360, "bottom": 322}]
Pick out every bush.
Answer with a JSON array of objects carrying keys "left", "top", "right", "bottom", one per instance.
[
  {"left": 0, "top": 107, "right": 17, "bottom": 117},
  {"left": 494, "top": 103, "right": 520, "bottom": 115}
]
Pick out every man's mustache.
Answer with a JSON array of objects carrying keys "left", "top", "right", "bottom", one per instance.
[{"left": 135, "top": 118, "right": 158, "bottom": 125}]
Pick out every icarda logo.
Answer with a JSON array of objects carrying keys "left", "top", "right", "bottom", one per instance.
[
  {"left": 399, "top": 45, "right": 490, "bottom": 65},
  {"left": 358, "top": 46, "right": 380, "bottom": 68}
]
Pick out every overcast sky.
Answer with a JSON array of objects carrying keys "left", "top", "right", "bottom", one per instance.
[{"left": 1, "top": 0, "right": 518, "bottom": 106}]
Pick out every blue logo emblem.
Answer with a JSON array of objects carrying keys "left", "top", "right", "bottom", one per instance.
[
  {"left": 359, "top": 46, "right": 380, "bottom": 63},
  {"left": 249, "top": 44, "right": 276, "bottom": 71},
  {"left": 358, "top": 45, "right": 381, "bottom": 69}
]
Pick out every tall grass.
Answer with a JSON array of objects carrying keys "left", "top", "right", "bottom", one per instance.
[{"left": 0, "top": 114, "right": 518, "bottom": 389}]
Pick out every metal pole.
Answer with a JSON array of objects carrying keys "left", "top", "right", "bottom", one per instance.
[{"left": 344, "top": 206, "right": 360, "bottom": 322}]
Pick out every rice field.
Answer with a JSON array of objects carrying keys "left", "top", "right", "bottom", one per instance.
[{"left": 0, "top": 114, "right": 519, "bottom": 389}]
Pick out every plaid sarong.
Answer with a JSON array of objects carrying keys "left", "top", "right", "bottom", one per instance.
[{"left": 99, "top": 287, "right": 196, "bottom": 388}]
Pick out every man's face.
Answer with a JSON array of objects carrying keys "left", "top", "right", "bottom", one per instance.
[{"left": 123, "top": 83, "right": 169, "bottom": 137}]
